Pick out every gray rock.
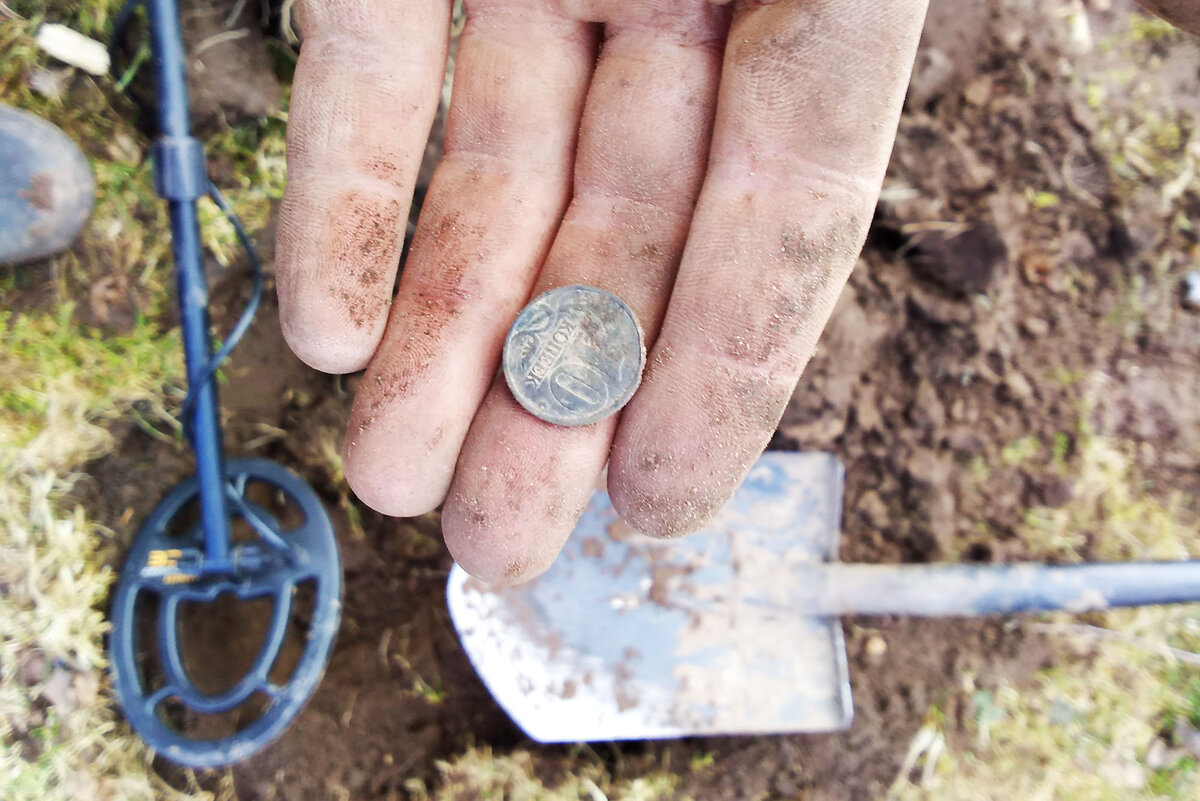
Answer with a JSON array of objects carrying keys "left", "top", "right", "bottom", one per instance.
[{"left": 0, "top": 105, "right": 95, "bottom": 264}]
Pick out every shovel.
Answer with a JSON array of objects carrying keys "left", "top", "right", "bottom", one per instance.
[{"left": 447, "top": 452, "right": 1200, "bottom": 742}]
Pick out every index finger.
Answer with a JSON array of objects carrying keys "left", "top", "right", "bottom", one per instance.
[
  {"left": 1136, "top": 1, "right": 1200, "bottom": 36},
  {"left": 276, "top": 0, "right": 451, "bottom": 374},
  {"left": 609, "top": 0, "right": 929, "bottom": 536}
]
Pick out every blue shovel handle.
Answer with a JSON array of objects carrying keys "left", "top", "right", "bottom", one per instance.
[{"left": 805, "top": 560, "right": 1200, "bottom": 617}]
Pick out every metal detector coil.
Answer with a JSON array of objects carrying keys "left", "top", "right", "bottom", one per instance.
[{"left": 110, "top": 459, "right": 341, "bottom": 768}]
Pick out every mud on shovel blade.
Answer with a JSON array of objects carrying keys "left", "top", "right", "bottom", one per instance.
[
  {"left": 447, "top": 453, "right": 852, "bottom": 741},
  {"left": 446, "top": 452, "right": 1200, "bottom": 743}
]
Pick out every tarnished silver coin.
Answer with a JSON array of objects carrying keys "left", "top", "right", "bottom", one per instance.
[{"left": 503, "top": 285, "right": 645, "bottom": 427}]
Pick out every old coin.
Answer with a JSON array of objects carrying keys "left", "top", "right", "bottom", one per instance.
[{"left": 503, "top": 285, "right": 645, "bottom": 427}]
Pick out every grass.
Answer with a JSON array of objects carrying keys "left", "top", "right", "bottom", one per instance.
[
  {"left": 1083, "top": 9, "right": 1199, "bottom": 345},
  {"left": 1019, "top": 435, "right": 1196, "bottom": 563},
  {"left": 888, "top": 11, "right": 1200, "bottom": 795},
  {"left": 0, "top": 474, "right": 237, "bottom": 801},
  {"left": 3, "top": 1, "right": 1199, "bottom": 799},
  {"left": 0, "top": 305, "right": 182, "bottom": 465},
  {"left": 404, "top": 748, "right": 683, "bottom": 801},
  {"left": 893, "top": 430, "right": 1200, "bottom": 800},
  {"left": 890, "top": 608, "right": 1200, "bottom": 800}
]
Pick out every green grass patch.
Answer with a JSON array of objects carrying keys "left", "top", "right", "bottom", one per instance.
[
  {"left": 893, "top": 603, "right": 1200, "bottom": 801},
  {"left": 0, "top": 305, "right": 183, "bottom": 466}
]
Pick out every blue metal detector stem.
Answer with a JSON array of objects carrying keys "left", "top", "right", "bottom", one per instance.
[
  {"left": 109, "top": 0, "right": 342, "bottom": 766},
  {"left": 145, "top": 0, "right": 231, "bottom": 573}
]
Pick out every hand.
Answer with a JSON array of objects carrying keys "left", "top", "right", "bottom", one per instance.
[{"left": 276, "top": 0, "right": 928, "bottom": 583}]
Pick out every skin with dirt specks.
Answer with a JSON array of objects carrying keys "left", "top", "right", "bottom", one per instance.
[{"left": 276, "top": 0, "right": 1197, "bottom": 585}]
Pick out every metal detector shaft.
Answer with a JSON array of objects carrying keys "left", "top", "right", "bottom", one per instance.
[
  {"left": 109, "top": 0, "right": 344, "bottom": 766},
  {"left": 806, "top": 560, "right": 1200, "bottom": 617},
  {"left": 146, "top": 0, "right": 231, "bottom": 572}
]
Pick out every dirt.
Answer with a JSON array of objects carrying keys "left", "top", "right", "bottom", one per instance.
[
  {"left": 105, "top": 0, "right": 283, "bottom": 134},
  {"left": 50, "top": 0, "right": 1200, "bottom": 797}
]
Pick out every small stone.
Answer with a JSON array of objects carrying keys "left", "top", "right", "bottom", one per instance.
[
  {"left": 35, "top": 24, "right": 111, "bottom": 75},
  {"left": 1059, "top": 230, "right": 1097, "bottom": 265},
  {"left": 72, "top": 670, "right": 100, "bottom": 708},
  {"left": 1145, "top": 739, "right": 1174, "bottom": 770},
  {"left": 907, "top": 48, "right": 955, "bottom": 109},
  {"left": 1122, "top": 763, "right": 1147, "bottom": 790},
  {"left": 16, "top": 650, "right": 47, "bottom": 685},
  {"left": 41, "top": 668, "right": 74, "bottom": 713},
  {"left": 27, "top": 67, "right": 71, "bottom": 100},
  {"left": 105, "top": 131, "right": 142, "bottom": 165},
  {"left": 1021, "top": 252, "right": 1055, "bottom": 286},
  {"left": 1004, "top": 372, "right": 1035, "bottom": 401},
  {"left": 1183, "top": 271, "right": 1200, "bottom": 311},
  {"left": 908, "top": 224, "right": 1009, "bottom": 297},
  {"left": 1020, "top": 317, "right": 1051, "bottom": 338},
  {"left": 947, "top": 428, "right": 986, "bottom": 456},
  {"left": 963, "top": 75, "right": 992, "bottom": 107},
  {"left": 907, "top": 286, "right": 974, "bottom": 326},
  {"left": 1175, "top": 719, "right": 1200, "bottom": 757},
  {"left": 865, "top": 634, "right": 888, "bottom": 659},
  {"left": 911, "top": 379, "right": 946, "bottom": 430},
  {"left": 905, "top": 449, "right": 950, "bottom": 485},
  {"left": 854, "top": 385, "right": 885, "bottom": 432},
  {"left": 858, "top": 490, "right": 890, "bottom": 530},
  {"left": 1025, "top": 474, "right": 1074, "bottom": 509},
  {"left": 771, "top": 774, "right": 801, "bottom": 798}
]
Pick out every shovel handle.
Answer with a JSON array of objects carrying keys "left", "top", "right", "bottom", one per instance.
[{"left": 811, "top": 561, "right": 1200, "bottom": 617}]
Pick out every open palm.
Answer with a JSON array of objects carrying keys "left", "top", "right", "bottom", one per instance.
[{"left": 276, "top": 0, "right": 930, "bottom": 583}]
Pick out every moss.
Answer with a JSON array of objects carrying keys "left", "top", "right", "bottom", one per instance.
[
  {"left": 1018, "top": 435, "right": 1196, "bottom": 563},
  {"left": 0, "top": 306, "right": 183, "bottom": 459},
  {"left": 1000, "top": 435, "right": 1043, "bottom": 467},
  {"left": 894, "top": 604, "right": 1200, "bottom": 800},
  {"left": 1129, "top": 14, "right": 1181, "bottom": 43}
]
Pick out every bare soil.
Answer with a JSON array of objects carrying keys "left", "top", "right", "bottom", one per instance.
[{"left": 61, "top": 0, "right": 1200, "bottom": 798}]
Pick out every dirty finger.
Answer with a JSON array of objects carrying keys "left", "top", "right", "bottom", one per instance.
[
  {"left": 609, "top": 0, "right": 930, "bottom": 536},
  {"left": 342, "top": 2, "right": 596, "bottom": 516},
  {"left": 276, "top": 0, "right": 450, "bottom": 374}
]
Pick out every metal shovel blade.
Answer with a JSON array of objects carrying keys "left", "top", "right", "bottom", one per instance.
[{"left": 446, "top": 452, "right": 853, "bottom": 742}]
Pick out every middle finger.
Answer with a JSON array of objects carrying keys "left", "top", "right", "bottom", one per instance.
[{"left": 442, "top": 5, "right": 730, "bottom": 583}]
